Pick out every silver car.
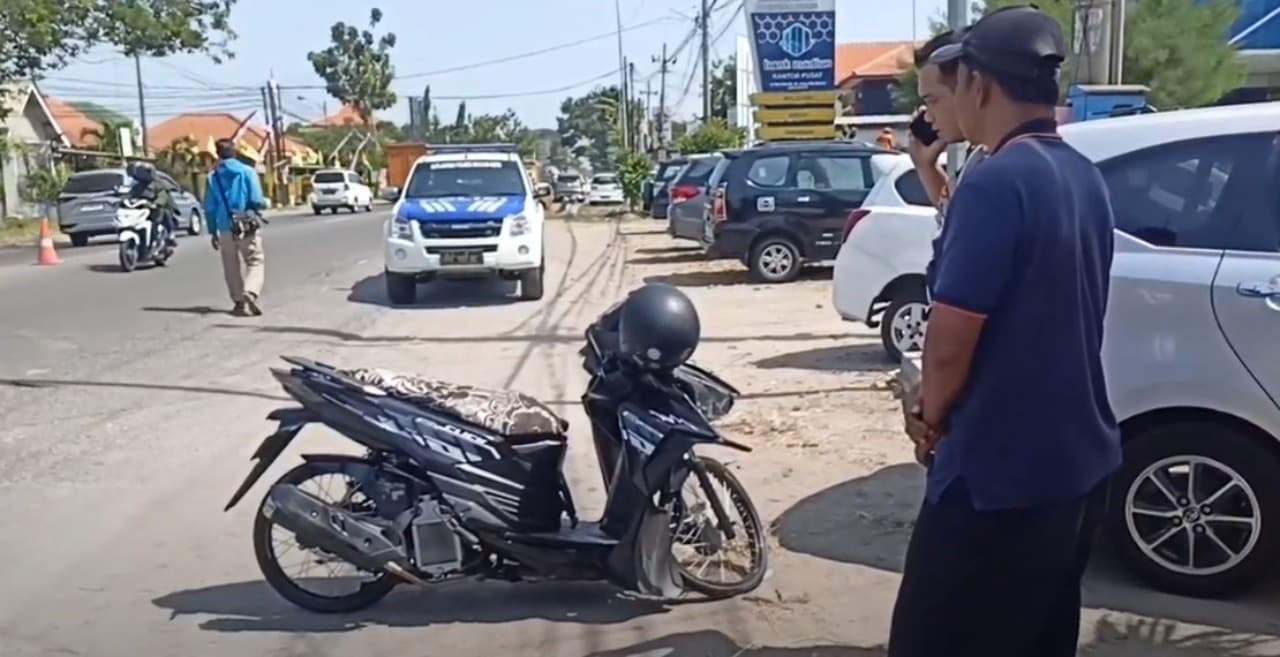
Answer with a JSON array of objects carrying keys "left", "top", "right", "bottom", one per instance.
[
  {"left": 666, "top": 153, "right": 724, "bottom": 242},
  {"left": 58, "top": 168, "right": 204, "bottom": 247}
]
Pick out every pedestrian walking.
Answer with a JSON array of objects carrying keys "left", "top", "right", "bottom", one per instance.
[
  {"left": 886, "top": 7, "right": 1122, "bottom": 657},
  {"left": 205, "top": 138, "right": 268, "bottom": 317}
]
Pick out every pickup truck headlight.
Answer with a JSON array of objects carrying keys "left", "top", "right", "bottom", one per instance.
[
  {"left": 507, "top": 214, "right": 530, "bottom": 237},
  {"left": 392, "top": 216, "right": 413, "bottom": 239}
]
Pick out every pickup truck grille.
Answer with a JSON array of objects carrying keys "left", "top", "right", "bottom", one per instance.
[{"left": 416, "top": 220, "right": 502, "bottom": 239}]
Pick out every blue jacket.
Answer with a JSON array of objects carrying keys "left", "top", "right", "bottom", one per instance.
[{"left": 204, "top": 158, "right": 266, "bottom": 235}]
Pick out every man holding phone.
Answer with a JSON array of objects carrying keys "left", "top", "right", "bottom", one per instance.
[
  {"left": 888, "top": 6, "right": 1120, "bottom": 657},
  {"left": 909, "top": 28, "right": 989, "bottom": 216}
]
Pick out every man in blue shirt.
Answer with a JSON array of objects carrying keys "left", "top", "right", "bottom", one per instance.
[
  {"left": 887, "top": 7, "right": 1122, "bottom": 657},
  {"left": 205, "top": 138, "right": 268, "bottom": 317}
]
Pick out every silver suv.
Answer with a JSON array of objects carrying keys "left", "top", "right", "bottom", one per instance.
[{"left": 58, "top": 168, "right": 203, "bottom": 247}]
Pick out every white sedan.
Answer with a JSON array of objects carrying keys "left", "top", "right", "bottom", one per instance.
[
  {"left": 832, "top": 102, "right": 1280, "bottom": 599},
  {"left": 587, "top": 173, "right": 625, "bottom": 205}
]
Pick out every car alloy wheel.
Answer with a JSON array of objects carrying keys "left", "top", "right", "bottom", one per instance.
[
  {"left": 758, "top": 244, "right": 795, "bottom": 278},
  {"left": 889, "top": 302, "right": 928, "bottom": 354},
  {"left": 1124, "top": 455, "right": 1261, "bottom": 577}
]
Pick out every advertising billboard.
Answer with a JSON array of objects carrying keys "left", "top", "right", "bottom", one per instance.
[
  {"left": 745, "top": 0, "right": 836, "bottom": 93},
  {"left": 1224, "top": 0, "right": 1280, "bottom": 49}
]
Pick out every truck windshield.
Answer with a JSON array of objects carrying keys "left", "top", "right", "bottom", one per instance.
[{"left": 406, "top": 160, "right": 526, "bottom": 197}]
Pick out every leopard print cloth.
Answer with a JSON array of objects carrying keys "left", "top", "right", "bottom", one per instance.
[{"left": 342, "top": 367, "right": 568, "bottom": 437}]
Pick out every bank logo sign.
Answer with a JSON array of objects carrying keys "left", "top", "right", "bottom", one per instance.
[{"left": 746, "top": 0, "right": 836, "bottom": 92}]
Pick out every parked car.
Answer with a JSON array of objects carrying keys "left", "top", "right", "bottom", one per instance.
[
  {"left": 835, "top": 103, "right": 1280, "bottom": 598},
  {"left": 647, "top": 158, "right": 689, "bottom": 219},
  {"left": 554, "top": 173, "right": 587, "bottom": 202},
  {"left": 831, "top": 157, "right": 940, "bottom": 360},
  {"left": 700, "top": 141, "right": 907, "bottom": 282},
  {"left": 587, "top": 172, "right": 625, "bottom": 204},
  {"left": 57, "top": 168, "right": 204, "bottom": 247},
  {"left": 309, "top": 169, "right": 374, "bottom": 214},
  {"left": 667, "top": 153, "right": 725, "bottom": 242}
]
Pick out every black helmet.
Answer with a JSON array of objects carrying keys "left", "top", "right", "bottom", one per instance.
[
  {"left": 127, "top": 162, "right": 153, "bottom": 183},
  {"left": 618, "top": 283, "right": 701, "bottom": 370}
]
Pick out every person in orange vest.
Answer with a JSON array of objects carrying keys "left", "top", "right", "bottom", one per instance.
[{"left": 876, "top": 127, "right": 897, "bottom": 150}]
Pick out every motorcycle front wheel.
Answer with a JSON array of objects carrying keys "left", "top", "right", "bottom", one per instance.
[
  {"left": 671, "top": 456, "right": 768, "bottom": 598},
  {"left": 252, "top": 461, "right": 398, "bottom": 613},
  {"left": 118, "top": 241, "right": 138, "bottom": 272}
]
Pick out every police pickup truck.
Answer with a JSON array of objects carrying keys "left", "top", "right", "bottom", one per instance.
[{"left": 385, "top": 144, "right": 552, "bottom": 305}]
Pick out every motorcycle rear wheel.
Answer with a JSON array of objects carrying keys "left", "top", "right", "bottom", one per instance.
[
  {"left": 672, "top": 456, "right": 768, "bottom": 598},
  {"left": 252, "top": 461, "right": 398, "bottom": 613}
]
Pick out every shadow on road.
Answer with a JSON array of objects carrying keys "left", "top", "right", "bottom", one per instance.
[
  {"left": 574, "top": 619, "right": 1275, "bottom": 657},
  {"left": 633, "top": 245, "right": 701, "bottom": 255},
  {"left": 0, "top": 376, "right": 288, "bottom": 402},
  {"left": 151, "top": 580, "right": 668, "bottom": 633},
  {"left": 772, "top": 463, "right": 1280, "bottom": 638},
  {"left": 347, "top": 273, "right": 523, "bottom": 309},
  {"left": 86, "top": 263, "right": 129, "bottom": 273},
  {"left": 207, "top": 321, "right": 852, "bottom": 347},
  {"left": 627, "top": 251, "right": 708, "bottom": 266},
  {"left": 143, "top": 305, "right": 231, "bottom": 316},
  {"left": 753, "top": 343, "right": 892, "bottom": 373},
  {"left": 580, "top": 630, "right": 885, "bottom": 657},
  {"left": 645, "top": 267, "right": 831, "bottom": 288}
]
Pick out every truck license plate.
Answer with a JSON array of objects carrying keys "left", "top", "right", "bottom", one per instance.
[{"left": 440, "top": 250, "right": 484, "bottom": 266}]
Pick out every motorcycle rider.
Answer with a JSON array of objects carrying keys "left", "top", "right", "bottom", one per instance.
[{"left": 125, "top": 162, "right": 178, "bottom": 252}]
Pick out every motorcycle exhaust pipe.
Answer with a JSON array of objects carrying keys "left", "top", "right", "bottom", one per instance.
[{"left": 263, "top": 484, "right": 413, "bottom": 578}]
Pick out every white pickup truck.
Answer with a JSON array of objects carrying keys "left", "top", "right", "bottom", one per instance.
[{"left": 385, "top": 144, "right": 552, "bottom": 305}]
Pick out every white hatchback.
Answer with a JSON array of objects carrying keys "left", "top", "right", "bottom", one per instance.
[
  {"left": 834, "top": 103, "right": 1280, "bottom": 598},
  {"left": 587, "top": 173, "right": 625, "bottom": 205},
  {"left": 309, "top": 169, "right": 374, "bottom": 214}
]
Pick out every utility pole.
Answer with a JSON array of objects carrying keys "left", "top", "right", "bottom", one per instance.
[
  {"left": 133, "top": 54, "right": 149, "bottom": 156},
  {"left": 1109, "top": 0, "right": 1126, "bottom": 84},
  {"left": 265, "top": 78, "right": 287, "bottom": 206},
  {"left": 644, "top": 78, "right": 653, "bottom": 152},
  {"left": 700, "top": 0, "right": 712, "bottom": 122},
  {"left": 945, "top": 0, "right": 968, "bottom": 179},
  {"left": 628, "top": 61, "right": 638, "bottom": 151},
  {"left": 260, "top": 86, "right": 276, "bottom": 200},
  {"left": 653, "top": 43, "right": 673, "bottom": 152},
  {"left": 613, "top": 0, "right": 630, "bottom": 151}
]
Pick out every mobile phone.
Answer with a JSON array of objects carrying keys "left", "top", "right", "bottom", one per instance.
[{"left": 910, "top": 113, "right": 939, "bottom": 147}]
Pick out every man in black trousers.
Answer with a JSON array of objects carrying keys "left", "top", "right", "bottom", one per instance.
[{"left": 887, "top": 6, "right": 1122, "bottom": 657}]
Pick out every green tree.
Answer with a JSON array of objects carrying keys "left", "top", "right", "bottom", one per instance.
[
  {"left": 896, "top": 0, "right": 1244, "bottom": 112},
  {"left": 673, "top": 118, "right": 744, "bottom": 154},
  {"left": 307, "top": 8, "right": 396, "bottom": 126},
  {"left": 615, "top": 150, "right": 651, "bottom": 208},
  {"left": 555, "top": 86, "right": 641, "bottom": 169},
  {"left": 0, "top": 0, "right": 238, "bottom": 115}
]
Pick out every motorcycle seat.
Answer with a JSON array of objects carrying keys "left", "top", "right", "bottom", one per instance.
[{"left": 341, "top": 367, "right": 569, "bottom": 440}]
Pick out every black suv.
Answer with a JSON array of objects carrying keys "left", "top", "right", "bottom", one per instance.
[{"left": 700, "top": 141, "right": 902, "bottom": 283}]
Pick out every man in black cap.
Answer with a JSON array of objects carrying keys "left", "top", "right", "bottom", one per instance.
[{"left": 889, "top": 6, "right": 1121, "bottom": 657}]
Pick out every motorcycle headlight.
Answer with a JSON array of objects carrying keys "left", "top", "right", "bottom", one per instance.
[
  {"left": 507, "top": 214, "right": 530, "bottom": 237},
  {"left": 392, "top": 216, "right": 413, "bottom": 239}
]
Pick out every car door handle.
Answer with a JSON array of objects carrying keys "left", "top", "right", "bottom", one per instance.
[
  {"left": 797, "top": 195, "right": 812, "bottom": 203},
  {"left": 1236, "top": 282, "right": 1280, "bottom": 298}
]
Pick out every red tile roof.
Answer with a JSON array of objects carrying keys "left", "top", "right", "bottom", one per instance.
[
  {"left": 45, "top": 97, "right": 105, "bottom": 148},
  {"left": 836, "top": 41, "right": 917, "bottom": 86},
  {"left": 311, "top": 103, "right": 366, "bottom": 127}
]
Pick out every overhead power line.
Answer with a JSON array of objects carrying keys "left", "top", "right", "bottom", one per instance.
[{"left": 430, "top": 69, "right": 620, "bottom": 100}]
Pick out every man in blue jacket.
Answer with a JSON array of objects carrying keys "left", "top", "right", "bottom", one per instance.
[{"left": 205, "top": 138, "right": 267, "bottom": 316}]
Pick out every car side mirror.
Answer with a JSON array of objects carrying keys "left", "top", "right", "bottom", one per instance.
[{"left": 534, "top": 183, "right": 553, "bottom": 198}]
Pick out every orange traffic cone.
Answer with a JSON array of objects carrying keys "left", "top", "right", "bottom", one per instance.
[{"left": 36, "top": 217, "right": 61, "bottom": 266}]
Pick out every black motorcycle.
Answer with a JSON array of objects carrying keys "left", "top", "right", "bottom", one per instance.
[{"left": 225, "top": 299, "right": 767, "bottom": 613}]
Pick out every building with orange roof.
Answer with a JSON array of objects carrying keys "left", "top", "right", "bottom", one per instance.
[
  {"left": 834, "top": 41, "right": 917, "bottom": 116},
  {"left": 44, "top": 97, "right": 105, "bottom": 149},
  {"left": 310, "top": 102, "right": 367, "bottom": 127},
  {"left": 147, "top": 112, "right": 317, "bottom": 167}
]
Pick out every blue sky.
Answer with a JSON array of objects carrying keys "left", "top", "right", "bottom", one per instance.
[{"left": 42, "top": 0, "right": 947, "bottom": 129}]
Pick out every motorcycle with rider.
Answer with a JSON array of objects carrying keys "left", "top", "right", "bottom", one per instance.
[{"left": 116, "top": 163, "right": 178, "bottom": 272}]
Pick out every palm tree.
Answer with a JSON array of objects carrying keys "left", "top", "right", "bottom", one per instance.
[
  {"left": 155, "top": 136, "right": 206, "bottom": 197},
  {"left": 79, "top": 121, "right": 132, "bottom": 167}
]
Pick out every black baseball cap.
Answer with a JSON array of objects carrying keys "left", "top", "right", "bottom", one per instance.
[{"left": 928, "top": 5, "right": 1066, "bottom": 80}]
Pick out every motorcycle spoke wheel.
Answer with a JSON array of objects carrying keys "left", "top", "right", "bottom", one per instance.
[
  {"left": 252, "top": 462, "right": 397, "bottom": 613},
  {"left": 670, "top": 457, "right": 767, "bottom": 597}
]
